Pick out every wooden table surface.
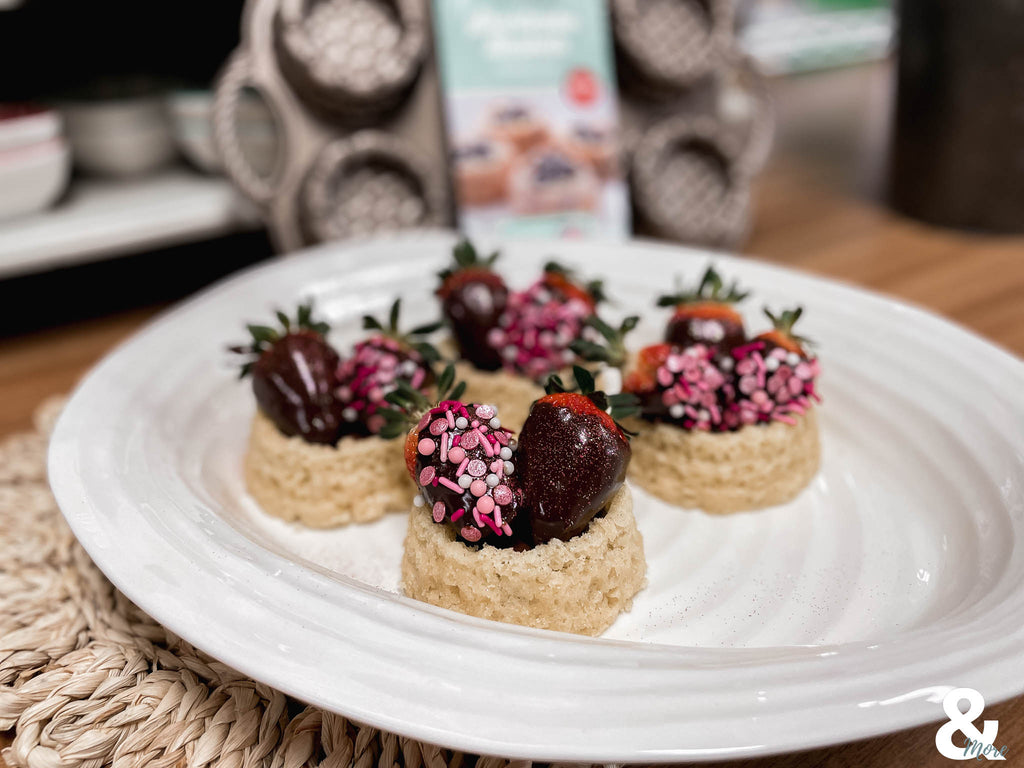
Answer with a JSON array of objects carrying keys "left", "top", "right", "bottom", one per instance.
[{"left": 3, "top": 68, "right": 1024, "bottom": 766}]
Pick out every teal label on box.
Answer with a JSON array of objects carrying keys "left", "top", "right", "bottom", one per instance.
[{"left": 433, "top": 0, "right": 630, "bottom": 240}]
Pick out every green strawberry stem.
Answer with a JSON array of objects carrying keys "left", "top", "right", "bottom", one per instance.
[
  {"left": 438, "top": 239, "right": 501, "bottom": 281},
  {"left": 570, "top": 314, "right": 639, "bottom": 369},
  {"left": 230, "top": 300, "right": 330, "bottom": 379},
  {"left": 376, "top": 362, "right": 467, "bottom": 439},
  {"left": 361, "top": 297, "right": 443, "bottom": 364},
  {"left": 656, "top": 265, "right": 748, "bottom": 307},
  {"left": 764, "top": 306, "right": 813, "bottom": 347}
]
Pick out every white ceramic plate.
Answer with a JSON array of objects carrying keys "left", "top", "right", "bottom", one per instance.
[{"left": 49, "top": 232, "right": 1024, "bottom": 762}]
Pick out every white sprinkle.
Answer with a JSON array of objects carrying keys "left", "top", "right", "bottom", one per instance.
[
  {"left": 765, "top": 357, "right": 779, "bottom": 372},
  {"left": 669, "top": 404, "right": 685, "bottom": 419},
  {"left": 458, "top": 474, "right": 473, "bottom": 489},
  {"left": 502, "top": 345, "right": 518, "bottom": 361},
  {"left": 489, "top": 417, "right": 501, "bottom": 429},
  {"left": 399, "top": 359, "right": 418, "bottom": 376},
  {"left": 698, "top": 409, "right": 710, "bottom": 420},
  {"left": 719, "top": 357, "right": 734, "bottom": 372},
  {"left": 509, "top": 438, "right": 518, "bottom": 449},
  {"left": 413, "top": 495, "right": 425, "bottom": 507},
  {"left": 504, "top": 460, "right": 515, "bottom": 475},
  {"left": 499, "top": 446, "right": 512, "bottom": 460},
  {"left": 455, "top": 417, "right": 469, "bottom": 429},
  {"left": 486, "top": 474, "right": 499, "bottom": 487},
  {"left": 786, "top": 352, "right": 801, "bottom": 366},
  {"left": 343, "top": 407, "right": 358, "bottom": 421}
]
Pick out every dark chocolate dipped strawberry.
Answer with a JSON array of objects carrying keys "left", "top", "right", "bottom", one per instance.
[
  {"left": 485, "top": 261, "right": 605, "bottom": 381},
  {"left": 437, "top": 240, "right": 508, "bottom": 371},
  {"left": 232, "top": 302, "right": 344, "bottom": 444},
  {"left": 335, "top": 298, "right": 440, "bottom": 437},
  {"left": 387, "top": 365, "right": 527, "bottom": 545},
  {"left": 517, "top": 367, "right": 637, "bottom": 544},
  {"left": 658, "top": 266, "right": 748, "bottom": 351}
]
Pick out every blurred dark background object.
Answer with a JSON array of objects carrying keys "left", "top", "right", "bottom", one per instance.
[
  {"left": 0, "top": 0, "right": 245, "bottom": 99},
  {"left": 889, "top": 0, "right": 1024, "bottom": 233}
]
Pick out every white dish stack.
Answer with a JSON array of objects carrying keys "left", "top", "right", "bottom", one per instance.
[{"left": 0, "top": 105, "right": 71, "bottom": 221}]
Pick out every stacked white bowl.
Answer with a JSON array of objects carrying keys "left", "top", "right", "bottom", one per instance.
[{"left": 0, "top": 105, "right": 71, "bottom": 220}]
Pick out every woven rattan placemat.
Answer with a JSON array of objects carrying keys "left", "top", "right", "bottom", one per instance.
[{"left": 0, "top": 399, "right": 539, "bottom": 768}]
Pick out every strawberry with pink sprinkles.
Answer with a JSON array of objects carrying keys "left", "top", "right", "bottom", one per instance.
[{"left": 407, "top": 400, "right": 525, "bottom": 545}]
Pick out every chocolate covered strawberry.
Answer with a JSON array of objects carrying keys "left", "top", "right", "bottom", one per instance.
[
  {"left": 486, "top": 261, "right": 605, "bottom": 381},
  {"left": 335, "top": 298, "right": 439, "bottom": 437},
  {"left": 517, "top": 367, "right": 637, "bottom": 543},
  {"left": 657, "top": 266, "right": 748, "bottom": 351},
  {"left": 726, "top": 307, "right": 821, "bottom": 427},
  {"left": 437, "top": 240, "right": 508, "bottom": 371},
  {"left": 232, "top": 303, "right": 344, "bottom": 444},
  {"left": 623, "top": 342, "right": 732, "bottom": 431}
]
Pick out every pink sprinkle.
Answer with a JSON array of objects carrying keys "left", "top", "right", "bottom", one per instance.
[
  {"left": 656, "top": 367, "right": 675, "bottom": 387},
  {"left": 493, "top": 430, "right": 509, "bottom": 446},
  {"left": 417, "top": 438, "right": 435, "bottom": 455},
  {"left": 416, "top": 412, "right": 431, "bottom": 431},
  {"left": 451, "top": 508, "right": 465, "bottom": 522},
  {"left": 438, "top": 477, "right": 462, "bottom": 493},
  {"left": 452, "top": 433, "right": 461, "bottom": 446},
  {"left": 502, "top": 523, "right": 512, "bottom": 536},
  {"left": 471, "top": 420, "right": 480, "bottom": 428},
  {"left": 775, "top": 414, "right": 797, "bottom": 425},
  {"left": 456, "top": 458, "right": 470, "bottom": 476},
  {"left": 473, "top": 507, "right": 483, "bottom": 528},
  {"left": 432, "top": 501, "right": 446, "bottom": 523},
  {"left": 475, "top": 404, "right": 496, "bottom": 420},
  {"left": 481, "top": 515, "right": 502, "bottom": 535},
  {"left": 470, "top": 479, "right": 487, "bottom": 497},
  {"left": 411, "top": 368, "right": 425, "bottom": 389},
  {"left": 477, "top": 495, "right": 495, "bottom": 514},
  {"left": 490, "top": 459, "right": 503, "bottom": 474},
  {"left": 467, "top": 459, "right": 487, "bottom": 477},
  {"left": 448, "top": 446, "right": 466, "bottom": 465},
  {"left": 461, "top": 526, "right": 482, "bottom": 542},
  {"left": 479, "top": 431, "right": 494, "bottom": 457},
  {"left": 461, "top": 430, "right": 480, "bottom": 450},
  {"left": 440, "top": 434, "right": 448, "bottom": 463},
  {"left": 493, "top": 485, "right": 513, "bottom": 505},
  {"left": 731, "top": 341, "right": 765, "bottom": 358},
  {"left": 446, "top": 410, "right": 455, "bottom": 428},
  {"left": 492, "top": 504, "right": 502, "bottom": 527},
  {"left": 419, "top": 466, "right": 436, "bottom": 485},
  {"left": 429, "top": 419, "right": 448, "bottom": 435}
]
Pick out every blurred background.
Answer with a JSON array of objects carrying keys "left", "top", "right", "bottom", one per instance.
[{"left": 1, "top": 0, "right": 1022, "bottom": 435}]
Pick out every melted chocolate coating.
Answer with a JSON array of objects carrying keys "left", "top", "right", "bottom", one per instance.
[
  {"left": 443, "top": 279, "right": 508, "bottom": 371},
  {"left": 413, "top": 402, "right": 527, "bottom": 546},
  {"left": 252, "top": 332, "right": 344, "bottom": 444},
  {"left": 517, "top": 400, "right": 630, "bottom": 544},
  {"left": 665, "top": 314, "right": 745, "bottom": 351}
]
